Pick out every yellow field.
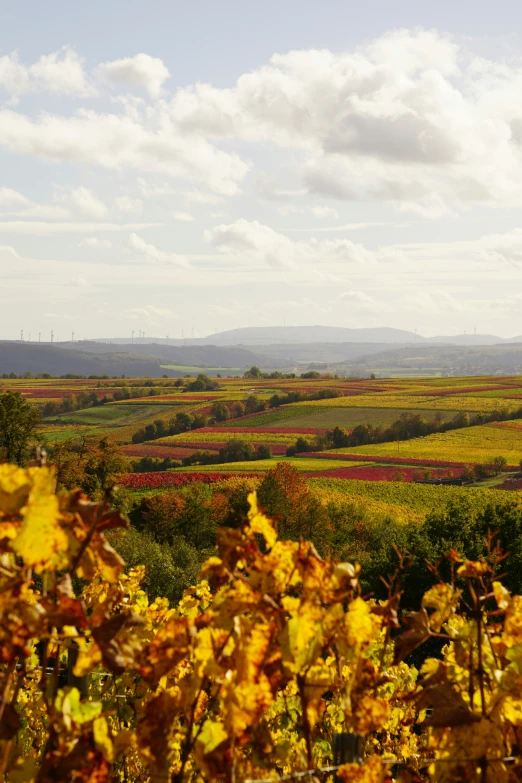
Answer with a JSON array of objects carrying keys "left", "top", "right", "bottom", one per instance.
[{"left": 334, "top": 420, "right": 522, "bottom": 464}]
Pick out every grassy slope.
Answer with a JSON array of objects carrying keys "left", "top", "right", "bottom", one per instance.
[
  {"left": 333, "top": 421, "right": 522, "bottom": 464},
  {"left": 310, "top": 477, "right": 520, "bottom": 515}
]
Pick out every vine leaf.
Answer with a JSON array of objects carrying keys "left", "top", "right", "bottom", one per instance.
[{"left": 393, "top": 608, "right": 431, "bottom": 664}]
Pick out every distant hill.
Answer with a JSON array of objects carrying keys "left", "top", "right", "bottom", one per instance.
[
  {"left": 426, "top": 334, "right": 513, "bottom": 346},
  {"left": 196, "top": 326, "right": 425, "bottom": 345},
  {"left": 0, "top": 341, "right": 287, "bottom": 377},
  {"left": 93, "top": 327, "right": 522, "bottom": 347},
  {"left": 57, "top": 341, "right": 286, "bottom": 368},
  {"left": 93, "top": 326, "right": 522, "bottom": 347},
  {"left": 251, "top": 342, "right": 409, "bottom": 363},
  {"left": 0, "top": 343, "right": 164, "bottom": 377},
  {"left": 346, "top": 343, "right": 522, "bottom": 374}
]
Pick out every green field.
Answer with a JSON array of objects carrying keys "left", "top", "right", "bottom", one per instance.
[
  {"left": 48, "top": 403, "right": 163, "bottom": 425},
  {"left": 268, "top": 406, "right": 460, "bottom": 430},
  {"left": 160, "top": 364, "right": 242, "bottom": 374}
]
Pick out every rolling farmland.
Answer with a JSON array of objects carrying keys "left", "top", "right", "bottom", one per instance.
[{"left": 3, "top": 372, "right": 522, "bottom": 523}]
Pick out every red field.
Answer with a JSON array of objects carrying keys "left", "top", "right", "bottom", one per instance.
[
  {"left": 119, "top": 471, "right": 262, "bottom": 489},
  {"left": 121, "top": 445, "right": 207, "bottom": 459}
]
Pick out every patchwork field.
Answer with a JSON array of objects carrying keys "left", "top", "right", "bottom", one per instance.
[
  {"left": 329, "top": 420, "right": 522, "bottom": 465},
  {"left": 3, "top": 373, "right": 522, "bottom": 517}
]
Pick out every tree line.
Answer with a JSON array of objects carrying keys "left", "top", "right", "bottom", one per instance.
[{"left": 285, "top": 407, "right": 522, "bottom": 455}]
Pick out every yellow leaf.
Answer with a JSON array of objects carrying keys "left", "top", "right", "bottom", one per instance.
[
  {"left": 196, "top": 719, "right": 228, "bottom": 755},
  {"left": 286, "top": 599, "right": 324, "bottom": 671},
  {"left": 345, "top": 597, "right": 381, "bottom": 647},
  {"left": 89, "top": 535, "right": 125, "bottom": 583},
  {"left": 56, "top": 687, "right": 102, "bottom": 730},
  {"left": 503, "top": 696, "right": 522, "bottom": 725},
  {"left": 493, "top": 580, "right": 510, "bottom": 610},
  {"left": 353, "top": 695, "right": 390, "bottom": 734},
  {"left": 73, "top": 637, "right": 103, "bottom": 677},
  {"left": 337, "top": 755, "right": 385, "bottom": 783},
  {"left": 93, "top": 716, "right": 114, "bottom": 762},
  {"left": 422, "top": 584, "right": 461, "bottom": 631},
  {"left": 247, "top": 491, "right": 277, "bottom": 549},
  {"left": 0, "top": 463, "right": 32, "bottom": 515},
  {"left": 12, "top": 468, "right": 68, "bottom": 572},
  {"left": 457, "top": 560, "right": 489, "bottom": 578},
  {"left": 504, "top": 595, "right": 522, "bottom": 647}
]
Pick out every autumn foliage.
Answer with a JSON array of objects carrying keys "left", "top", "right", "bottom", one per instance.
[{"left": 1, "top": 464, "right": 522, "bottom": 781}]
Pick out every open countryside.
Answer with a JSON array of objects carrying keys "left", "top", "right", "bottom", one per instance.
[{"left": 6, "top": 1, "right": 522, "bottom": 779}]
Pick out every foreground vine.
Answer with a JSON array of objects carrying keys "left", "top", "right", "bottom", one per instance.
[{"left": 1, "top": 463, "right": 522, "bottom": 781}]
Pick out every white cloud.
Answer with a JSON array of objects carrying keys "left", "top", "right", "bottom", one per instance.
[
  {"left": 310, "top": 205, "right": 339, "bottom": 218},
  {"left": 0, "top": 187, "right": 71, "bottom": 218},
  {"left": 0, "top": 108, "right": 249, "bottom": 195},
  {"left": 173, "top": 211, "right": 194, "bottom": 222},
  {"left": 79, "top": 237, "right": 113, "bottom": 249},
  {"left": 0, "top": 244, "right": 21, "bottom": 259},
  {"left": 97, "top": 53, "right": 170, "bottom": 98},
  {"left": 136, "top": 178, "right": 175, "bottom": 197},
  {"left": 127, "top": 232, "right": 188, "bottom": 266},
  {"left": 184, "top": 189, "right": 224, "bottom": 205},
  {"left": 278, "top": 204, "right": 339, "bottom": 218},
  {"left": 0, "top": 47, "right": 93, "bottom": 99},
  {"left": 30, "top": 47, "right": 93, "bottom": 96},
  {"left": 8, "top": 33, "right": 522, "bottom": 211},
  {"left": 205, "top": 218, "right": 378, "bottom": 268},
  {"left": 0, "top": 221, "right": 160, "bottom": 235},
  {"left": 339, "top": 290, "right": 376, "bottom": 305},
  {"left": 54, "top": 186, "right": 108, "bottom": 218},
  {"left": 0, "top": 186, "right": 30, "bottom": 207},
  {"left": 124, "top": 304, "right": 175, "bottom": 324},
  {"left": 116, "top": 196, "right": 143, "bottom": 213},
  {"left": 166, "top": 30, "right": 522, "bottom": 212}
]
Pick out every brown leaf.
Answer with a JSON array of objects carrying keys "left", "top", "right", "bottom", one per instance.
[
  {"left": 0, "top": 702, "right": 21, "bottom": 739},
  {"left": 92, "top": 612, "right": 143, "bottom": 675},
  {"left": 46, "top": 594, "right": 87, "bottom": 630},
  {"left": 139, "top": 617, "right": 190, "bottom": 684},
  {"left": 56, "top": 573, "right": 74, "bottom": 597},
  {"left": 36, "top": 738, "right": 110, "bottom": 783},
  {"left": 216, "top": 526, "right": 245, "bottom": 571},
  {"left": 393, "top": 608, "right": 430, "bottom": 664},
  {"left": 69, "top": 491, "right": 128, "bottom": 533},
  {"left": 419, "top": 680, "right": 481, "bottom": 727},
  {"left": 137, "top": 691, "right": 179, "bottom": 773},
  {"left": 371, "top": 594, "right": 400, "bottom": 628}
]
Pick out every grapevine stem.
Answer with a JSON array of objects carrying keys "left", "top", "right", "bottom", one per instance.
[
  {"left": 0, "top": 659, "right": 16, "bottom": 723},
  {"left": 297, "top": 672, "right": 313, "bottom": 770}
]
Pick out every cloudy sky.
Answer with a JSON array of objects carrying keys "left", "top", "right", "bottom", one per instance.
[{"left": 3, "top": 0, "right": 522, "bottom": 340}]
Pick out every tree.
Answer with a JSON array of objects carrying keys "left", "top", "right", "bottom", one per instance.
[
  {"left": 474, "top": 463, "right": 489, "bottom": 480},
  {"left": 243, "top": 365, "right": 262, "bottom": 378},
  {"left": 230, "top": 401, "right": 246, "bottom": 418},
  {"left": 82, "top": 437, "right": 130, "bottom": 496},
  {"left": 492, "top": 455, "right": 508, "bottom": 475},
  {"left": 245, "top": 395, "right": 263, "bottom": 414},
  {"left": 295, "top": 437, "right": 311, "bottom": 453},
  {"left": 219, "top": 438, "right": 254, "bottom": 462},
  {"left": 257, "top": 462, "right": 312, "bottom": 539},
  {"left": 0, "top": 391, "right": 41, "bottom": 465},
  {"left": 331, "top": 425, "right": 351, "bottom": 448},
  {"left": 211, "top": 402, "right": 229, "bottom": 422}
]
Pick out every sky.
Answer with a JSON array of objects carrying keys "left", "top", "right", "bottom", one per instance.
[{"left": 3, "top": 1, "right": 522, "bottom": 340}]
